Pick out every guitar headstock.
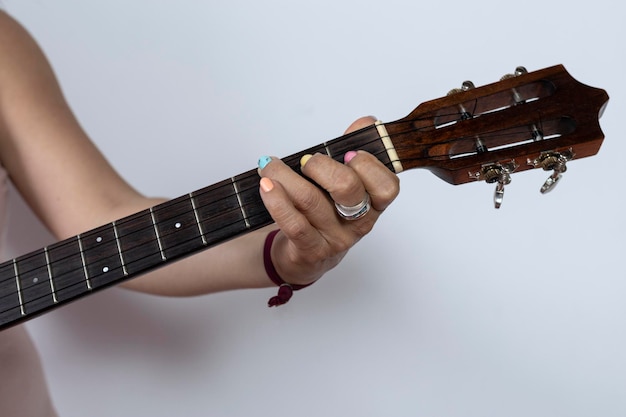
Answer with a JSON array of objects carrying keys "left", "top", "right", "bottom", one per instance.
[{"left": 385, "top": 65, "right": 609, "bottom": 208}]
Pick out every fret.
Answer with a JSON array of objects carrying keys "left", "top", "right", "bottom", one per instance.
[
  {"left": 115, "top": 210, "right": 164, "bottom": 275},
  {"left": 81, "top": 224, "right": 126, "bottom": 289},
  {"left": 232, "top": 171, "right": 272, "bottom": 229},
  {"left": 149, "top": 207, "right": 166, "bottom": 260},
  {"left": 291, "top": 144, "right": 327, "bottom": 170},
  {"left": 77, "top": 234, "right": 92, "bottom": 290},
  {"left": 16, "top": 250, "right": 55, "bottom": 315},
  {"left": 0, "top": 261, "right": 23, "bottom": 325},
  {"left": 12, "top": 260, "right": 25, "bottom": 316},
  {"left": 112, "top": 221, "right": 128, "bottom": 275},
  {"left": 151, "top": 195, "right": 206, "bottom": 260},
  {"left": 43, "top": 248, "right": 57, "bottom": 303},
  {"left": 189, "top": 191, "right": 207, "bottom": 245},
  {"left": 48, "top": 237, "right": 92, "bottom": 301},
  {"left": 323, "top": 141, "right": 332, "bottom": 158},
  {"left": 231, "top": 177, "right": 250, "bottom": 228},
  {"left": 193, "top": 177, "right": 252, "bottom": 245},
  {"left": 326, "top": 125, "right": 391, "bottom": 168}
]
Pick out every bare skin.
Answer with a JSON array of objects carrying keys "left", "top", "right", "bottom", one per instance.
[{"left": 0, "top": 10, "right": 399, "bottom": 416}]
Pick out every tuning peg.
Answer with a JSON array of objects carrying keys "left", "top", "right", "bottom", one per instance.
[
  {"left": 447, "top": 80, "right": 475, "bottom": 96},
  {"left": 447, "top": 81, "right": 476, "bottom": 119},
  {"left": 500, "top": 66, "right": 528, "bottom": 80},
  {"left": 527, "top": 149, "right": 575, "bottom": 194},
  {"left": 500, "top": 66, "right": 529, "bottom": 104},
  {"left": 469, "top": 161, "right": 519, "bottom": 208}
]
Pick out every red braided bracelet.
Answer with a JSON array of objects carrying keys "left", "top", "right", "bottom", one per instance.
[{"left": 264, "top": 229, "right": 313, "bottom": 307}]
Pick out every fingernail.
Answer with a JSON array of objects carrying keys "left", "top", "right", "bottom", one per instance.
[
  {"left": 258, "top": 156, "right": 272, "bottom": 169},
  {"left": 260, "top": 177, "right": 274, "bottom": 192},
  {"left": 344, "top": 151, "right": 358, "bottom": 164},
  {"left": 300, "top": 154, "right": 313, "bottom": 168}
]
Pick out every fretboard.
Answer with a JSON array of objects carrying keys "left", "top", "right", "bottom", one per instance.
[{"left": 0, "top": 123, "right": 394, "bottom": 330}]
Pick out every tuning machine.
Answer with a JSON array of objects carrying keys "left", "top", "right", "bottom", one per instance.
[
  {"left": 528, "top": 149, "right": 575, "bottom": 194},
  {"left": 500, "top": 66, "right": 528, "bottom": 104},
  {"left": 469, "top": 161, "right": 519, "bottom": 209},
  {"left": 447, "top": 81, "right": 476, "bottom": 119},
  {"left": 500, "top": 66, "right": 528, "bottom": 80},
  {"left": 447, "top": 80, "right": 476, "bottom": 96}
]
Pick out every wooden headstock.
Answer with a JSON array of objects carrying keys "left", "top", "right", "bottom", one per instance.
[{"left": 384, "top": 65, "right": 609, "bottom": 207}]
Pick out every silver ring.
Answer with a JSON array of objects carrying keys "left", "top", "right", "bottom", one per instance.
[{"left": 335, "top": 194, "right": 371, "bottom": 221}]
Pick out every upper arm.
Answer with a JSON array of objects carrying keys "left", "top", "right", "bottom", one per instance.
[{"left": 0, "top": 11, "right": 153, "bottom": 239}]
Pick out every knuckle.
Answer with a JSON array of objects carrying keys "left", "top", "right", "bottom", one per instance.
[
  {"left": 344, "top": 116, "right": 377, "bottom": 134},
  {"left": 331, "top": 170, "right": 361, "bottom": 196},
  {"left": 372, "top": 176, "right": 400, "bottom": 208},
  {"left": 292, "top": 185, "right": 323, "bottom": 213},
  {"left": 382, "top": 176, "right": 401, "bottom": 201}
]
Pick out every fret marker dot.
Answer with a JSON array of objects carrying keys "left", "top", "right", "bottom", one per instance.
[
  {"left": 96, "top": 237, "right": 103, "bottom": 243},
  {"left": 33, "top": 277, "right": 39, "bottom": 284},
  {"left": 103, "top": 266, "right": 109, "bottom": 273},
  {"left": 175, "top": 222, "right": 182, "bottom": 229}
]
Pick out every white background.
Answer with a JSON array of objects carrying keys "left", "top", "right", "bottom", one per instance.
[{"left": 3, "top": 1, "right": 625, "bottom": 416}]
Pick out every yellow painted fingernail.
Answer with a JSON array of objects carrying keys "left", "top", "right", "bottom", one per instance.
[
  {"left": 260, "top": 177, "right": 274, "bottom": 192},
  {"left": 300, "top": 154, "right": 313, "bottom": 168}
]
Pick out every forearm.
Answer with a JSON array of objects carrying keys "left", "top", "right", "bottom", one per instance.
[{"left": 120, "top": 226, "right": 276, "bottom": 296}]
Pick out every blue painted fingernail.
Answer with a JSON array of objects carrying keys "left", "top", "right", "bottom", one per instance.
[{"left": 258, "top": 156, "right": 272, "bottom": 169}]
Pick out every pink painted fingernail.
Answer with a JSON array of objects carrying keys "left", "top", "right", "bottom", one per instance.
[{"left": 344, "top": 151, "right": 358, "bottom": 164}]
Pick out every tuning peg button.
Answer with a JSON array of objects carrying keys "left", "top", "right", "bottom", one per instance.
[
  {"left": 494, "top": 181, "right": 506, "bottom": 209},
  {"left": 461, "top": 81, "right": 475, "bottom": 91},
  {"left": 540, "top": 171, "right": 563, "bottom": 194}
]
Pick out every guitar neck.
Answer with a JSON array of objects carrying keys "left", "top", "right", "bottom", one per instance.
[{"left": 0, "top": 123, "right": 397, "bottom": 331}]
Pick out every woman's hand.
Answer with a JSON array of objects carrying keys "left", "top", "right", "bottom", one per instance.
[{"left": 257, "top": 116, "right": 400, "bottom": 287}]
